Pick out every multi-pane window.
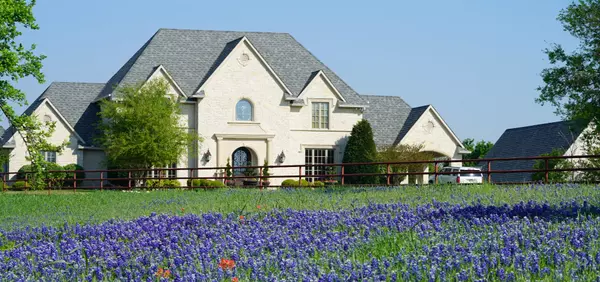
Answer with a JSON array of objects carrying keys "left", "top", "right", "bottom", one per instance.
[
  {"left": 312, "top": 102, "right": 329, "bottom": 129},
  {"left": 151, "top": 163, "right": 177, "bottom": 179},
  {"left": 42, "top": 151, "right": 56, "bottom": 163},
  {"left": 305, "top": 148, "right": 334, "bottom": 182},
  {"left": 236, "top": 99, "right": 253, "bottom": 121}
]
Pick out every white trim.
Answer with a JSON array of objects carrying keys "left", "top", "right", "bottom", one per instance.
[
  {"left": 227, "top": 121, "right": 261, "bottom": 125},
  {"left": 214, "top": 133, "right": 275, "bottom": 140},
  {"left": 40, "top": 99, "right": 86, "bottom": 145},
  {"left": 290, "top": 129, "right": 352, "bottom": 133},
  {"left": 147, "top": 65, "right": 187, "bottom": 98},
  {"left": 338, "top": 103, "right": 368, "bottom": 109},
  {"left": 194, "top": 37, "right": 293, "bottom": 96},
  {"left": 77, "top": 145, "right": 104, "bottom": 151},
  {"left": 296, "top": 70, "right": 346, "bottom": 102}
]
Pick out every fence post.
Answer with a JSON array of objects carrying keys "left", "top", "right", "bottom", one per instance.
[
  {"left": 434, "top": 162, "right": 438, "bottom": 185},
  {"left": 100, "top": 172, "right": 104, "bottom": 191},
  {"left": 2, "top": 173, "right": 5, "bottom": 192},
  {"left": 73, "top": 171, "right": 77, "bottom": 193},
  {"left": 298, "top": 166, "right": 302, "bottom": 184},
  {"left": 259, "top": 167, "right": 263, "bottom": 190},
  {"left": 487, "top": 161, "right": 491, "bottom": 183},
  {"left": 25, "top": 173, "right": 28, "bottom": 191},
  {"left": 341, "top": 165, "right": 345, "bottom": 185},
  {"left": 128, "top": 171, "right": 132, "bottom": 190},
  {"left": 544, "top": 158, "right": 549, "bottom": 184},
  {"left": 386, "top": 163, "right": 391, "bottom": 186}
]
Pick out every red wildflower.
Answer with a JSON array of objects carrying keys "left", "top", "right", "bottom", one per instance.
[
  {"left": 256, "top": 205, "right": 262, "bottom": 209},
  {"left": 239, "top": 215, "right": 244, "bottom": 220},
  {"left": 219, "top": 258, "right": 236, "bottom": 270},
  {"left": 155, "top": 267, "right": 171, "bottom": 278},
  {"left": 181, "top": 208, "right": 185, "bottom": 212},
  {"left": 232, "top": 278, "right": 239, "bottom": 282}
]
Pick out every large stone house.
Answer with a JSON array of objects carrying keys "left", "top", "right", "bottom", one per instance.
[{"left": 0, "top": 28, "right": 467, "bottom": 185}]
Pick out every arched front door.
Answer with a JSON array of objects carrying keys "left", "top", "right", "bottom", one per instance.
[{"left": 232, "top": 147, "right": 252, "bottom": 175}]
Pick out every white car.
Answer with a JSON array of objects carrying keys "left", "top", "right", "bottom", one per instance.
[{"left": 428, "top": 166, "right": 483, "bottom": 184}]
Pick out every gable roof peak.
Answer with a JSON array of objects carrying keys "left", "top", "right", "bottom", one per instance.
[{"left": 97, "top": 28, "right": 365, "bottom": 105}]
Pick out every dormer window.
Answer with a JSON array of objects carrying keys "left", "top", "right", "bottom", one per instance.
[{"left": 235, "top": 99, "right": 253, "bottom": 121}]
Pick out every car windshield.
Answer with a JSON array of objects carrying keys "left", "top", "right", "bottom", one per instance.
[{"left": 460, "top": 169, "right": 482, "bottom": 177}]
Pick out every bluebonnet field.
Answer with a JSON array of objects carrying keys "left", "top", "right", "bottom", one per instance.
[{"left": 0, "top": 184, "right": 600, "bottom": 281}]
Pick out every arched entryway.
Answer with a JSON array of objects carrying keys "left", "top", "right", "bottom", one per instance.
[{"left": 232, "top": 147, "right": 254, "bottom": 175}]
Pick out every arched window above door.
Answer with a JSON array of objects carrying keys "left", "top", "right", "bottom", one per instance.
[{"left": 235, "top": 99, "right": 253, "bottom": 121}]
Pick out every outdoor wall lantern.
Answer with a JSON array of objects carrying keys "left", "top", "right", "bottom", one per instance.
[
  {"left": 278, "top": 151, "right": 286, "bottom": 163},
  {"left": 204, "top": 149, "right": 212, "bottom": 162}
]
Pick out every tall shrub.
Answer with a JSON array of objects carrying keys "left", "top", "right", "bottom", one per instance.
[
  {"left": 63, "top": 164, "right": 85, "bottom": 187},
  {"left": 342, "top": 119, "right": 379, "bottom": 184}
]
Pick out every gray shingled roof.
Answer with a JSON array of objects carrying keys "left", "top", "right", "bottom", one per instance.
[
  {"left": 361, "top": 95, "right": 431, "bottom": 146},
  {"left": 97, "top": 28, "right": 365, "bottom": 106},
  {"left": 0, "top": 82, "right": 105, "bottom": 146},
  {"left": 481, "top": 120, "right": 587, "bottom": 183}
]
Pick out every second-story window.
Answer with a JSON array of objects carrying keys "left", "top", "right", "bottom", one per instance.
[
  {"left": 312, "top": 102, "right": 329, "bottom": 129},
  {"left": 236, "top": 99, "right": 253, "bottom": 121}
]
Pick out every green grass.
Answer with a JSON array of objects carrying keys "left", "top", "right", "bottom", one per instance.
[{"left": 0, "top": 184, "right": 599, "bottom": 230}]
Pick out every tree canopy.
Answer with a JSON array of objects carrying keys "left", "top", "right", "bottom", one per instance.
[
  {"left": 462, "top": 138, "right": 494, "bottom": 166},
  {"left": 97, "top": 79, "right": 202, "bottom": 171},
  {"left": 0, "top": 0, "right": 68, "bottom": 189},
  {"left": 536, "top": 0, "right": 600, "bottom": 131}
]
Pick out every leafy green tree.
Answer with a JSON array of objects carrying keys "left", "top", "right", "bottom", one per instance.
[
  {"left": 378, "top": 143, "right": 435, "bottom": 184},
  {"left": 342, "top": 119, "right": 379, "bottom": 184},
  {"left": 536, "top": 0, "right": 600, "bottom": 132},
  {"left": 0, "top": 1, "right": 68, "bottom": 189},
  {"left": 97, "top": 79, "right": 202, "bottom": 183},
  {"left": 532, "top": 148, "right": 572, "bottom": 182},
  {"left": 462, "top": 138, "right": 494, "bottom": 166}
]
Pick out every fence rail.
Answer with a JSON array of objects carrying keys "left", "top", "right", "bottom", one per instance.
[{"left": 2, "top": 154, "right": 600, "bottom": 192}]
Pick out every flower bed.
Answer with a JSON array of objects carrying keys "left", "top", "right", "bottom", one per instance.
[{"left": 0, "top": 199, "right": 599, "bottom": 280}]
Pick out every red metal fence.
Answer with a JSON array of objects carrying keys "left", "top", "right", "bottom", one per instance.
[{"left": 2, "top": 154, "right": 600, "bottom": 192}]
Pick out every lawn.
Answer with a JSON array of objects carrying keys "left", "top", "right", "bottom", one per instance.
[
  {"left": 0, "top": 184, "right": 599, "bottom": 281},
  {"left": 1, "top": 184, "right": 599, "bottom": 230}
]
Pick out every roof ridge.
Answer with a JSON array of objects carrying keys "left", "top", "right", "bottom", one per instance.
[
  {"left": 52, "top": 81, "right": 106, "bottom": 85},
  {"left": 411, "top": 104, "right": 431, "bottom": 109},
  {"left": 361, "top": 94, "right": 405, "bottom": 98},
  {"left": 157, "top": 28, "right": 290, "bottom": 35},
  {"left": 505, "top": 120, "right": 573, "bottom": 131}
]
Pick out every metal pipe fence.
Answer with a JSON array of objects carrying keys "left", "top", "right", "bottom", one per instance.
[{"left": 1, "top": 154, "right": 599, "bottom": 192}]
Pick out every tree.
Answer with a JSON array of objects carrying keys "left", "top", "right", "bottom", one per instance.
[
  {"left": 97, "top": 79, "right": 202, "bottom": 183},
  {"left": 342, "top": 119, "right": 379, "bottom": 184},
  {"left": 462, "top": 138, "right": 494, "bottom": 166},
  {"left": 0, "top": 0, "right": 68, "bottom": 189},
  {"left": 532, "top": 148, "right": 572, "bottom": 183},
  {"left": 378, "top": 144, "right": 435, "bottom": 185},
  {"left": 536, "top": 0, "right": 600, "bottom": 133}
]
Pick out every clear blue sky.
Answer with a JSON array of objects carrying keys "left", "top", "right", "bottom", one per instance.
[{"left": 11, "top": 0, "right": 577, "bottom": 142}]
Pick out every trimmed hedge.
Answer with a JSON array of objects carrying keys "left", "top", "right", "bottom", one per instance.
[
  {"left": 187, "top": 179, "right": 225, "bottom": 188},
  {"left": 313, "top": 181, "right": 325, "bottom": 187},
  {"left": 146, "top": 179, "right": 181, "bottom": 189},
  {"left": 281, "top": 179, "right": 312, "bottom": 187},
  {"left": 11, "top": 181, "right": 28, "bottom": 191}
]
